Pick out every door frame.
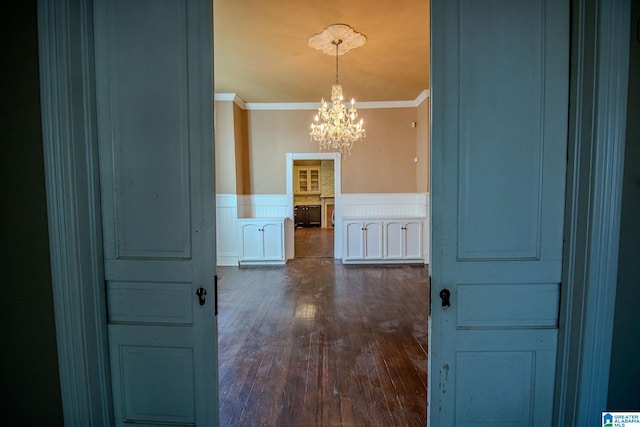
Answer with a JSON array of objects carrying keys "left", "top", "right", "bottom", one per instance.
[
  {"left": 552, "top": 0, "right": 630, "bottom": 424},
  {"left": 37, "top": 0, "right": 629, "bottom": 425},
  {"left": 38, "top": 1, "right": 113, "bottom": 424},
  {"left": 286, "top": 152, "right": 341, "bottom": 259}
]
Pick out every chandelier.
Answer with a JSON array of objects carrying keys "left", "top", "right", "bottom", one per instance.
[{"left": 308, "top": 25, "right": 366, "bottom": 155}]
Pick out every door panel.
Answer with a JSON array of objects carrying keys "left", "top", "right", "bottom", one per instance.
[
  {"left": 101, "top": 0, "right": 191, "bottom": 259},
  {"left": 457, "top": 0, "right": 544, "bottom": 261},
  {"left": 430, "top": 0, "right": 568, "bottom": 425},
  {"left": 456, "top": 283, "right": 560, "bottom": 328},
  {"left": 94, "top": 0, "right": 217, "bottom": 425},
  {"left": 453, "top": 330, "right": 557, "bottom": 427}
]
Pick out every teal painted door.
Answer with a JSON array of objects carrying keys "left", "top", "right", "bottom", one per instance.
[
  {"left": 430, "top": 0, "right": 568, "bottom": 425},
  {"left": 94, "top": 0, "right": 218, "bottom": 425}
]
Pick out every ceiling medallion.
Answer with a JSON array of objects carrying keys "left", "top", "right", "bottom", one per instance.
[
  {"left": 307, "top": 24, "right": 367, "bottom": 56},
  {"left": 308, "top": 24, "right": 366, "bottom": 156}
]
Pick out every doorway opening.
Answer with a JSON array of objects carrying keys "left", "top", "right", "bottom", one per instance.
[
  {"left": 286, "top": 152, "right": 342, "bottom": 259},
  {"left": 293, "top": 159, "right": 334, "bottom": 258}
]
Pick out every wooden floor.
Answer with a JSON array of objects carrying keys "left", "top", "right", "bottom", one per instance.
[
  {"left": 217, "top": 252, "right": 430, "bottom": 426},
  {"left": 294, "top": 227, "right": 335, "bottom": 258}
]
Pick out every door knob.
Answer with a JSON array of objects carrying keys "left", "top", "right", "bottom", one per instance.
[{"left": 439, "top": 288, "right": 451, "bottom": 308}]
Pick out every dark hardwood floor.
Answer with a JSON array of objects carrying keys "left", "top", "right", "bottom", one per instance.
[
  {"left": 217, "top": 256, "right": 430, "bottom": 426},
  {"left": 294, "top": 227, "right": 334, "bottom": 258}
]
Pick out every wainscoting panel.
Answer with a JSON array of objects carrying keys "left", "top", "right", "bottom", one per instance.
[
  {"left": 341, "top": 193, "right": 429, "bottom": 217},
  {"left": 216, "top": 195, "right": 238, "bottom": 266},
  {"left": 341, "top": 193, "right": 430, "bottom": 263},
  {"left": 216, "top": 193, "right": 430, "bottom": 265},
  {"left": 238, "top": 194, "right": 290, "bottom": 218}
]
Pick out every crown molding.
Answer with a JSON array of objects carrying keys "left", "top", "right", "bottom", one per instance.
[{"left": 214, "top": 89, "right": 430, "bottom": 111}]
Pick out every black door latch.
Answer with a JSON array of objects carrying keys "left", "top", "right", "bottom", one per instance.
[
  {"left": 439, "top": 288, "right": 451, "bottom": 308},
  {"left": 196, "top": 287, "right": 207, "bottom": 306}
]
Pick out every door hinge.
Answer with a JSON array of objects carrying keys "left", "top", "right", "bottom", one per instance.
[{"left": 214, "top": 275, "right": 219, "bottom": 316}]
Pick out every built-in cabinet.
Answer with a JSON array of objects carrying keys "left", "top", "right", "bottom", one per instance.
[
  {"left": 343, "top": 220, "right": 383, "bottom": 261},
  {"left": 295, "top": 205, "right": 321, "bottom": 227},
  {"left": 237, "top": 218, "right": 285, "bottom": 265},
  {"left": 383, "top": 220, "right": 424, "bottom": 259},
  {"left": 294, "top": 166, "right": 320, "bottom": 194},
  {"left": 343, "top": 217, "right": 425, "bottom": 264}
]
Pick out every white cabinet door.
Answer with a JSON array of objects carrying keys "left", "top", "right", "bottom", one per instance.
[
  {"left": 384, "top": 221, "right": 405, "bottom": 259},
  {"left": 344, "top": 221, "right": 365, "bottom": 260},
  {"left": 404, "top": 221, "right": 423, "bottom": 259},
  {"left": 346, "top": 219, "right": 424, "bottom": 262},
  {"left": 238, "top": 219, "right": 285, "bottom": 264},
  {"left": 384, "top": 220, "right": 423, "bottom": 260},
  {"left": 363, "top": 221, "right": 383, "bottom": 260},
  {"left": 344, "top": 220, "right": 383, "bottom": 260},
  {"left": 262, "top": 222, "right": 284, "bottom": 261},
  {"left": 239, "top": 223, "right": 263, "bottom": 261}
]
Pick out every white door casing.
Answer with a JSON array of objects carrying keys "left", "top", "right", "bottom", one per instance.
[
  {"left": 430, "top": 0, "right": 569, "bottom": 425},
  {"left": 94, "top": 0, "right": 218, "bottom": 425}
]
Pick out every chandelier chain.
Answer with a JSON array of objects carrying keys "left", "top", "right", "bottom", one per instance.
[{"left": 335, "top": 40, "right": 339, "bottom": 85}]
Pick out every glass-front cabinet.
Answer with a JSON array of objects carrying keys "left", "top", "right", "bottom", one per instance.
[{"left": 295, "top": 166, "right": 320, "bottom": 194}]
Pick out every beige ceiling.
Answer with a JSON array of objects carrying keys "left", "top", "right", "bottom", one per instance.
[{"left": 213, "top": 0, "right": 430, "bottom": 104}]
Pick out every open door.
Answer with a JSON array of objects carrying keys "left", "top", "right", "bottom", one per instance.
[
  {"left": 94, "top": 0, "right": 218, "bottom": 425},
  {"left": 430, "top": 0, "right": 569, "bottom": 425}
]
